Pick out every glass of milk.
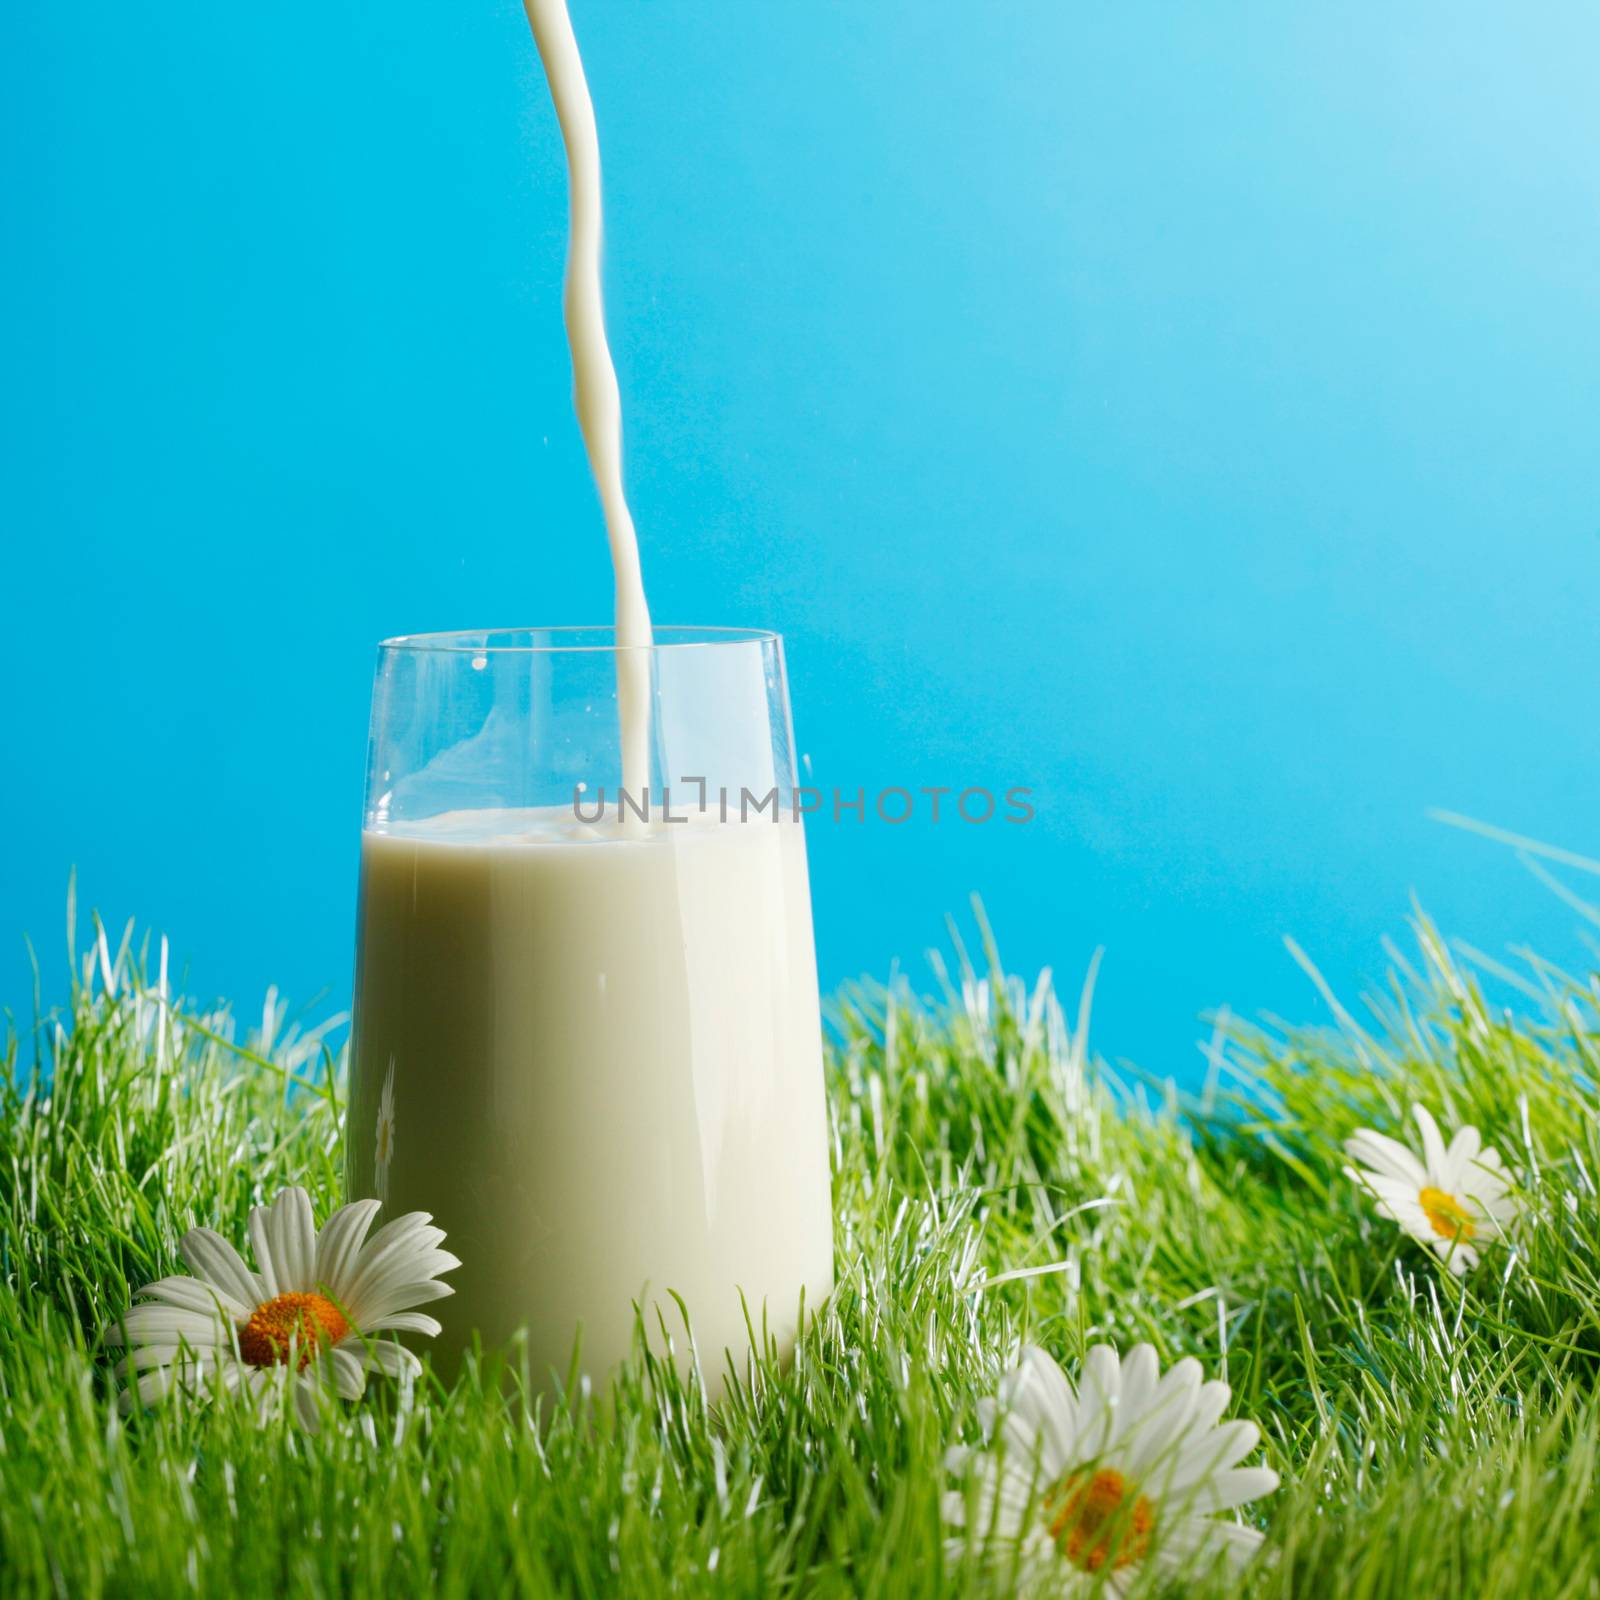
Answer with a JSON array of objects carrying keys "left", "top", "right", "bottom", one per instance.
[{"left": 347, "top": 627, "right": 834, "bottom": 1397}]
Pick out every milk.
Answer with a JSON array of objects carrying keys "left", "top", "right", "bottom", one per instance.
[
  {"left": 349, "top": 808, "right": 834, "bottom": 1389},
  {"left": 523, "top": 0, "right": 653, "bottom": 793}
]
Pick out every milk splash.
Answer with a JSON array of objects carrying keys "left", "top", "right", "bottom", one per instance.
[{"left": 522, "top": 0, "right": 653, "bottom": 792}]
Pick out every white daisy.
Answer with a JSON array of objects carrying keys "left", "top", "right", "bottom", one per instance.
[
  {"left": 945, "top": 1343, "right": 1278, "bottom": 1592},
  {"left": 374, "top": 1058, "right": 397, "bottom": 1204},
  {"left": 1344, "top": 1104, "right": 1517, "bottom": 1275},
  {"left": 103, "top": 1186, "right": 458, "bottom": 1431}
]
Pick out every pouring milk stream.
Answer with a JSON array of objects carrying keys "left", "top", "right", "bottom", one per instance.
[{"left": 523, "top": 0, "right": 653, "bottom": 793}]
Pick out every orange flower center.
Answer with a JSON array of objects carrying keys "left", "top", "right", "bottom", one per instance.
[
  {"left": 1044, "top": 1468, "right": 1155, "bottom": 1572},
  {"left": 238, "top": 1291, "right": 350, "bottom": 1370},
  {"left": 1419, "top": 1186, "right": 1476, "bottom": 1241}
]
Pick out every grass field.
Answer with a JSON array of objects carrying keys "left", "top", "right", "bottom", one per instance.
[{"left": 4, "top": 893, "right": 1600, "bottom": 1598}]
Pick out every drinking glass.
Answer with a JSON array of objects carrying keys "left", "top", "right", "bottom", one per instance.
[{"left": 347, "top": 627, "right": 834, "bottom": 1393}]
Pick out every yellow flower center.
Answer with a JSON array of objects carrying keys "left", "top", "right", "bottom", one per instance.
[
  {"left": 238, "top": 1291, "right": 350, "bottom": 1370},
  {"left": 1419, "top": 1186, "right": 1476, "bottom": 1241},
  {"left": 1044, "top": 1468, "right": 1155, "bottom": 1572}
]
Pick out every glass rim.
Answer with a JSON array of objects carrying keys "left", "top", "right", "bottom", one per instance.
[{"left": 378, "top": 624, "right": 781, "bottom": 656}]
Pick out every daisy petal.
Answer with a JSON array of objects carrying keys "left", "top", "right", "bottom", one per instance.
[
  {"left": 1433, "top": 1237, "right": 1478, "bottom": 1274},
  {"left": 357, "top": 1339, "right": 422, "bottom": 1381},
  {"left": 271, "top": 1188, "right": 318, "bottom": 1293},
  {"left": 978, "top": 1392, "right": 1044, "bottom": 1465},
  {"left": 113, "top": 1343, "right": 221, "bottom": 1380},
  {"left": 1462, "top": 1162, "right": 1511, "bottom": 1209},
  {"left": 361, "top": 1310, "right": 443, "bottom": 1338},
  {"left": 1190, "top": 1465, "right": 1281, "bottom": 1514},
  {"left": 1445, "top": 1123, "right": 1482, "bottom": 1183},
  {"left": 1362, "top": 1173, "right": 1422, "bottom": 1206},
  {"left": 342, "top": 1215, "right": 451, "bottom": 1319},
  {"left": 1003, "top": 1346, "right": 1079, "bottom": 1471},
  {"left": 178, "top": 1228, "right": 263, "bottom": 1310},
  {"left": 352, "top": 1275, "right": 458, "bottom": 1326},
  {"left": 1344, "top": 1130, "right": 1426, "bottom": 1187},
  {"left": 249, "top": 1187, "right": 316, "bottom": 1298},
  {"left": 1127, "top": 1357, "right": 1202, "bottom": 1476},
  {"left": 1187, "top": 1380, "right": 1233, "bottom": 1438},
  {"left": 329, "top": 1346, "right": 368, "bottom": 1400},
  {"left": 1164, "top": 1419, "right": 1262, "bottom": 1492},
  {"left": 102, "top": 1305, "right": 230, "bottom": 1349},
  {"left": 1412, "top": 1105, "right": 1449, "bottom": 1182},
  {"left": 1154, "top": 1514, "right": 1266, "bottom": 1577},
  {"left": 1111, "top": 1343, "right": 1160, "bottom": 1451},
  {"left": 963, "top": 1460, "right": 1035, "bottom": 1538},
  {"left": 314, "top": 1198, "right": 382, "bottom": 1305},
  {"left": 248, "top": 1207, "right": 279, "bottom": 1299},
  {"left": 1074, "top": 1344, "right": 1121, "bottom": 1457},
  {"left": 293, "top": 1377, "right": 324, "bottom": 1433},
  {"left": 119, "top": 1365, "right": 178, "bottom": 1415},
  {"left": 1476, "top": 1147, "right": 1510, "bottom": 1178},
  {"left": 132, "top": 1274, "right": 248, "bottom": 1320}
]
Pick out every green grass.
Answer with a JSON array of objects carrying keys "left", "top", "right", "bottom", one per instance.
[{"left": 4, "top": 892, "right": 1600, "bottom": 1597}]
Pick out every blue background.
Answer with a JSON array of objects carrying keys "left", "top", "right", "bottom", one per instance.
[{"left": 4, "top": 2, "right": 1598, "bottom": 1077}]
